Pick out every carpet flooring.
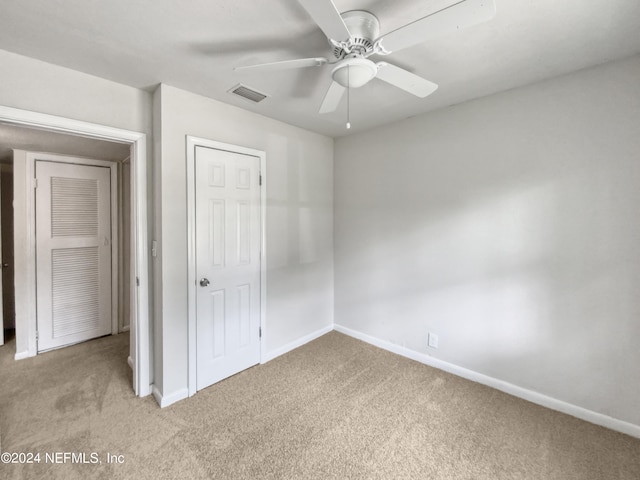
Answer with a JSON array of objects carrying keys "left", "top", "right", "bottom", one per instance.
[{"left": 0, "top": 331, "right": 639, "bottom": 479}]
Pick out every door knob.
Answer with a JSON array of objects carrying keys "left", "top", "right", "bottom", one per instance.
[{"left": 199, "top": 278, "right": 210, "bottom": 287}]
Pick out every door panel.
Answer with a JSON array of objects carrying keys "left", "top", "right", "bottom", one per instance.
[
  {"left": 36, "top": 161, "right": 112, "bottom": 352},
  {"left": 195, "top": 146, "right": 261, "bottom": 391}
]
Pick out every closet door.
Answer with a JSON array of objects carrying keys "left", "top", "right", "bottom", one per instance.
[
  {"left": 195, "top": 146, "right": 261, "bottom": 390},
  {"left": 35, "top": 160, "right": 112, "bottom": 352}
]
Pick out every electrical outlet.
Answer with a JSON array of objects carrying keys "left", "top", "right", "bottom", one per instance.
[{"left": 428, "top": 332, "right": 439, "bottom": 349}]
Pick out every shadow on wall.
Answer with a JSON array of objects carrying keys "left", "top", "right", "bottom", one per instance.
[
  {"left": 267, "top": 138, "right": 332, "bottom": 270},
  {"left": 336, "top": 155, "right": 640, "bottom": 415},
  {"left": 262, "top": 135, "right": 334, "bottom": 346}
]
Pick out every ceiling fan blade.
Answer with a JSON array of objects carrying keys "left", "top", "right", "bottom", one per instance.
[
  {"left": 297, "top": 0, "right": 351, "bottom": 42},
  {"left": 319, "top": 81, "right": 346, "bottom": 114},
  {"left": 376, "top": 62, "right": 438, "bottom": 98},
  {"left": 376, "top": 0, "right": 496, "bottom": 54},
  {"left": 234, "top": 57, "right": 328, "bottom": 73}
]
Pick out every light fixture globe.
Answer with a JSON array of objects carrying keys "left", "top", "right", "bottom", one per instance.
[{"left": 331, "top": 57, "right": 377, "bottom": 88}]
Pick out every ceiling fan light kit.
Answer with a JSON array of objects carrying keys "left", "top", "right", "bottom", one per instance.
[
  {"left": 332, "top": 57, "right": 377, "bottom": 88},
  {"left": 234, "top": 0, "right": 496, "bottom": 126}
]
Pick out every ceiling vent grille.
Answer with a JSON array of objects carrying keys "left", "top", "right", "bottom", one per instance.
[{"left": 228, "top": 84, "right": 268, "bottom": 103}]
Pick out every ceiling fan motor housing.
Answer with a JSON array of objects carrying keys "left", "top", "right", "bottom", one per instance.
[{"left": 331, "top": 10, "right": 380, "bottom": 58}]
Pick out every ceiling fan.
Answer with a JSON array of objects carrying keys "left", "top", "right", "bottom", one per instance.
[{"left": 234, "top": 0, "right": 496, "bottom": 115}]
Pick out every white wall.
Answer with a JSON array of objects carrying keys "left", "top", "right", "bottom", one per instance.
[
  {"left": 0, "top": 49, "right": 150, "bottom": 133},
  {"left": 154, "top": 85, "right": 334, "bottom": 402},
  {"left": 334, "top": 55, "right": 640, "bottom": 427},
  {"left": 120, "top": 161, "right": 131, "bottom": 332},
  {"left": 0, "top": 49, "right": 153, "bottom": 360}
]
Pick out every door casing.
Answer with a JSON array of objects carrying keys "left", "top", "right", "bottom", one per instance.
[{"left": 186, "top": 136, "right": 267, "bottom": 397}]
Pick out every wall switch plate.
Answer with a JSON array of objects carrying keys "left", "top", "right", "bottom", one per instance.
[{"left": 428, "top": 332, "right": 439, "bottom": 349}]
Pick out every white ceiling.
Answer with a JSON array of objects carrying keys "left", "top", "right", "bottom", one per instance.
[{"left": 0, "top": 0, "right": 639, "bottom": 138}]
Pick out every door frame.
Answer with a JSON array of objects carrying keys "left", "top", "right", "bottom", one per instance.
[
  {"left": 0, "top": 105, "right": 151, "bottom": 397},
  {"left": 33, "top": 154, "right": 119, "bottom": 349},
  {"left": 185, "top": 135, "right": 266, "bottom": 397}
]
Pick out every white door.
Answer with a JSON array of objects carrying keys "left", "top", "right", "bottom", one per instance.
[
  {"left": 195, "top": 146, "right": 261, "bottom": 391},
  {"left": 36, "top": 161, "right": 112, "bottom": 352}
]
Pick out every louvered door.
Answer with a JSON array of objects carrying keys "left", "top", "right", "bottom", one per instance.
[{"left": 36, "top": 160, "right": 112, "bottom": 352}]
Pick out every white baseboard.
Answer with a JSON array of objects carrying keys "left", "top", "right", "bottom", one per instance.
[
  {"left": 334, "top": 324, "right": 640, "bottom": 439},
  {"left": 262, "top": 324, "right": 333, "bottom": 364},
  {"left": 14, "top": 350, "right": 31, "bottom": 360},
  {"left": 152, "top": 386, "right": 189, "bottom": 408},
  {"left": 127, "top": 356, "right": 133, "bottom": 369}
]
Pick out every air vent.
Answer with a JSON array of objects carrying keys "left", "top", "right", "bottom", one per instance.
[{"left": 228, "top": 84, "right": 268, "bottom": 103}]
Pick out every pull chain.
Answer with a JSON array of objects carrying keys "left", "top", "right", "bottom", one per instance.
[{"left": 346, "top": 65, "right": 351, "bottom": 129}]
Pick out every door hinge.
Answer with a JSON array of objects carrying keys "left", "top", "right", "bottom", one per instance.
[
  {"left": 259, "top": 174, "right": 262, "bottom": 186},
  {"left": 32, "top": 178, "right": 38, "bottom": 189},
  {"left": 36, "top": 330, "right": 39, "bottom": 341},
  {"left": 136, "top": 277, "right": 140, "bottom": 287},
  {"left": 259, "top": 326, "right": 262, "bottom": 338}
]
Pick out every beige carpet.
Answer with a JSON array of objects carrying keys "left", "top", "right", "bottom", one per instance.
[{"left": 0, "top": 331, "right": 638, "bottom": 479}]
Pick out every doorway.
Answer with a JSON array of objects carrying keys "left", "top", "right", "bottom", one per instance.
[
  {"left": 186, "top": 136, "right": 266, "bottom": 396},
  {"left": 0, "top": 105, "right": 150, "bottom": 397}
]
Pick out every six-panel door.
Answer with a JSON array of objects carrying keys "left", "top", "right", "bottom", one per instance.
[{"left": 195, "top": 146, "right": 261, "bottom": 390}]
